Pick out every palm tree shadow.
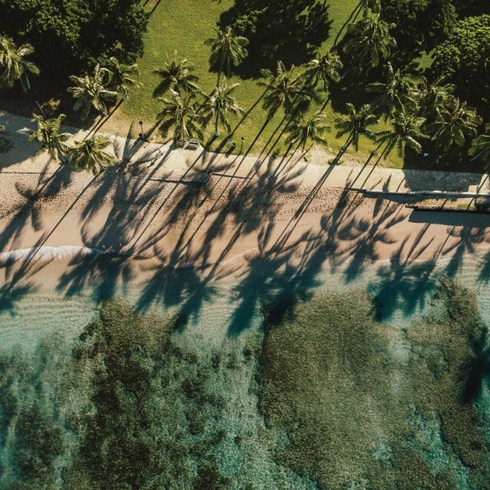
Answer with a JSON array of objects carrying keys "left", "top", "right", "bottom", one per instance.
[
  {"left": 478, "top": 250, "right": 490, "bottom": 284},
  {"left": 0, "top": 280, "right": 38, "bottom": 315},
  {"left": 0, "top": 166, "right": 73, "bottom": 252},
  {"left": 369, "top": 230, "right": 439, "bottom": 321},
  {"left": 56, "top": 253, "right": 133, "bottom": 302},
  {"left": 461, "top": 328, "right": 490, "bottom": 404},
  {"left": 112, "top": 122, "right": 166, "bottom": 173},
  {"left": 342, "top": 200, "right": 405, "bottom": 283},
  {"left": 0, "top": 250, "right": 56, "bottom": 315},
  {"left": 136, "top": 246, "right": 237, "bottom": 324},
  {"left": 226, "top": 218, "right": 332, "bottom": 337},
  {"left": 440, "top": 226, "right": 487, "bottom": 277}
]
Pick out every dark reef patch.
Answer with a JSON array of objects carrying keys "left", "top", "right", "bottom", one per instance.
[
  {"left": 0, "top": 300, "right": 271, "bottom": 489},
  {"left": 259, "top": 278, "right": 490, "bottom": 488}
]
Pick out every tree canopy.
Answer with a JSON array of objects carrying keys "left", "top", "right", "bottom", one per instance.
[
  {"left": 431, "top": 14, "right": 490, "bottom": 122},
  {"left": 380, "top": 0, "right": 457, "bottom": 61},
  {"left": 452, "top": 0, "right": 490, "bottom": 17},
  {"left": 0, "top": 0, "right": 148, "bottom": 85}
]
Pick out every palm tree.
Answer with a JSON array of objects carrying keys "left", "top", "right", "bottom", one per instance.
[
  {"left": 376, "top": 109, "right": 426, "bottom": 160},
  {"left": 0, "top": 36, "right": 39, "bottom": 91},
  {"left": 469, "top": 124, "right": 490, "bottom": 164},
  {"left": 419, "top": 79, "right": 454, "bottom": 120},
  {"left": 152, "top": 53, "right": 200, "bottom": 97},
  {"left": 304, "top": 50, "right": 343, "bottom": 93},
  {"left": 427, "top": 96, "right": 481, "bottom": 151},
  {"left": 335, "top": 103, "right": 378, "bottom": 156},
  {"left": 304, "top": 50, "right": 343, "bottom": 110},
  {"left": 106, "top": 57, "right": 142, "bottom": 101},
  {"left": 286, "top": 112, "right": 329, "bottom": 152},
  {"left": 157, "top": 90, "right": 203, "bottom": 145},
  {"left": 205, "top": 26, "right": 248, "bottom": 85},
  {"left": 367, "top": 62, "right": 421, "bottom": 114},
  {"left": 333, "top": 0, "right": 382, "bottom": 47},
  {"left": 202, "top": 79, "right": 243, "bottom": 136},
  {"left": 259, "top": 61, "right": 311, "bottom": 119},
  {"left": 344, "top": 15, "right": 396, "bottom": 70},
  {"left": 67, "top": 136, "right": 114, "bottom": 175},
  {"left": 361, "top": 0, "right": 382, "bottom": 13},
  {"left": 28, "top": 113, "right": 70, "bottom": 162},
  {"left": 68, "top": 65, "right": 118, "bottom": 121},
  {"left": 349, "top": 112, "right": 423, "bottom": 189}
]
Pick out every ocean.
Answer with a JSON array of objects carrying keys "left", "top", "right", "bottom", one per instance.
[{"left": 0, "top": 249, "right": 489, "bottom": 488}]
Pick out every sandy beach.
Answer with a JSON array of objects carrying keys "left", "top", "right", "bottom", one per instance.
[
  {"left": 1, "top": 111, "right": 490, "bottom": 294},
  {"left": 1, "top": 121, "right": 490, "bottom": 490}
]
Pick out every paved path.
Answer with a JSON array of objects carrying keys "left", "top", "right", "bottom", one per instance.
[{"left": 1, "top": 109, "right": 488, "bottom": 198}]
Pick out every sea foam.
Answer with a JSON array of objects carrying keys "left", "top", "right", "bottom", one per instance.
[{"left": 0, "top": 245, "right": 101, "bottom": 265}]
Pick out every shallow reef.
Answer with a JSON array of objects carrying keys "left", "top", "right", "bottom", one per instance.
[
  {"left": 0, "top": 300, "right": 309, "bottom": 489},
  {"left": 260, "top": 277, "right": 490, "bottom": 489},
  {"left": 0, "top": 278, "right": 488, "bottom": 489}
]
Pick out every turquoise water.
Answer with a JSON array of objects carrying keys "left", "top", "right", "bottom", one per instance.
[
  {"left": 2, "top": 252, "right": 490, "bottom": 345},
  {"left": 0, "top": 252, "right": 489, "bottom": 488}
]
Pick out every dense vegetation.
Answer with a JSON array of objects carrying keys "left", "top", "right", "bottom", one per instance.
[
  {"left": 0, "top": 0, "right": 489, "bottom": 171},
  {"left": 0, "top": 0, "right": 148, "bottom": 85},
  {"left": 379, "top": 0, "right": 457, "bottom": 62},
  {"left": 432, "top": 14, "right": 490, "bottom": 122}
]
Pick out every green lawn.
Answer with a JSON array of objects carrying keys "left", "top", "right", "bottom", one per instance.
[{"left": 123, "top": 0, "right": 403, "bottom": 167}]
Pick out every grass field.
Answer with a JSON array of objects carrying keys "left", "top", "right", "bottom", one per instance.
[{"left": 122, "top": 0, "right": 403, "bottom": 167}]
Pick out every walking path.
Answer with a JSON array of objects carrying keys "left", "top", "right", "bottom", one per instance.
[{"left": 1, "top": 109, "right": 488, "bottom": 198}]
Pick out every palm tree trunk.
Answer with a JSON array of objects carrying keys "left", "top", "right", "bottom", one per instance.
[
  {"left": 56, "top": 143, "right": 68, "bottom": 166},
  {"left": 332, "top": 132, "right": 354, "bottom": 165},
  {"left": 320, "top": 94, "right": 332, "bottom": 113},
  {"left": 217, "top": 55, "right": 224, "bottom": 87},
  {"left": 333, "top": 1, "right": 364, "bottom": 48},
  {"left": 215, "top": 111, "right": 220, "bottom": 136}
]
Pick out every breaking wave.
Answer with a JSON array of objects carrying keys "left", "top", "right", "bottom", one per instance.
[{"left": 0, "top": 245, "right": 102, "bottom": 265}]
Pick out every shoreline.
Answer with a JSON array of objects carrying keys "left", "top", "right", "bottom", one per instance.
[{"left": 1, "top": 111, "right": 490, "bottom": 304}]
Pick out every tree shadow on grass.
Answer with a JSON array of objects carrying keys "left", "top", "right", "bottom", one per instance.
[{"left": 218, "top": 0, "right": 332, "bottom": 77}]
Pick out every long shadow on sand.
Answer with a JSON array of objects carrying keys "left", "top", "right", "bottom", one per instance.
[{"left": 0, "top": 166, "right": 74, "bottom": 253}]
